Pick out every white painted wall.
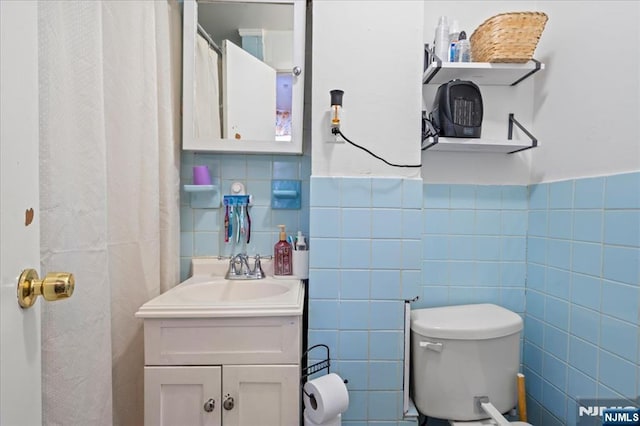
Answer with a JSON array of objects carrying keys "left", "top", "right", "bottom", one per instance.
[
  {"left": 530, "top": 0, "right": 640, "bottom": 182},
  {"left": 311, "top": 0, "right": 423, "bottom": 178},
  {"left": 422, "top": 1, "right": 538, "bottom": 185},
  {"left": 311, "top": 1, "right": 639, "bottom": 182},
  {"left": 423, "top": 0, "right": 640, "bottom": 184}
]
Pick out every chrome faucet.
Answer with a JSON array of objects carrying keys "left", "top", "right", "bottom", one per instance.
[
  {"left": 226, "top": 253, "right": 265, "bottom": 280},
  {"left": 252, "top": 254, "right": 265, "bottom": 279}
]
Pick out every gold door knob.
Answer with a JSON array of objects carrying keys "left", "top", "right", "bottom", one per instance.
[{"left": 17, "top": 269, "right": 74, "bottom": 309}]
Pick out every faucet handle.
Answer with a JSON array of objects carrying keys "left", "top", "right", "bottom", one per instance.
[
  {"left": 239, "top": 253, "right": 251, "bottom": 273},
  {"left": 228, "top": 253, "right": 250, "bottom": 277},
  {"left": 253, "top": 254, "right": 265, "bottom": 279}
]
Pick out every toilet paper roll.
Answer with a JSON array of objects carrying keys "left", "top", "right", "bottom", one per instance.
[
  {"left": 303, "top": 409, "right": 342, "bottom": 426},
  {"left": 303, "top": 373, "right": 349, "bottom": 424}
]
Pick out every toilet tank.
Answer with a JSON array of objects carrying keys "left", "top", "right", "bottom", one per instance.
[{"left": 410, "top": 304, "right": 523, "bottom": 421}]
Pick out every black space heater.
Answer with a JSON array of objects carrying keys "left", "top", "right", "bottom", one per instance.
[{"left": 432, "top": 80, "right": 483, "bottom": 138}]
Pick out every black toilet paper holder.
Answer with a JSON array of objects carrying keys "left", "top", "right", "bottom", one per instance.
[
  {"left": 301, "top": 344, "right": 331, "bottom": 381},
  {"left": 301, "top": 344, "right": 348, "bottom": 407}
]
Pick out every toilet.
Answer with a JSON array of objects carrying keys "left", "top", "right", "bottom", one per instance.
[{"left": 410, "top": 303, "right": 531, "bottom": 426}]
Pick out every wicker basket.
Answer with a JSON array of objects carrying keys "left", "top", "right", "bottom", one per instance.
[{"left": 470, "top": 12, "right": 548, "bottom": 63}]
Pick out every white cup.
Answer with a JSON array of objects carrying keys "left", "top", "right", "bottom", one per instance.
[{"left": 292, "top": 250, "right": 309, "bottom": 279}]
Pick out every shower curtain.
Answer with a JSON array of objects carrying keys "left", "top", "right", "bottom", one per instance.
[
  {"left": 38, "top": 1, "right": 181, "bottom": 425},
  {"left": 195, "top": 33, "right": 222, "bottom": 139}
]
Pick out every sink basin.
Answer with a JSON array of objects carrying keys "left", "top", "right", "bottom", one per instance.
[
  {"left": 135, "top": 258, "right": 304, "bottom": 318},
  {"left": 172, "top": 279, "right": 290, "bottom": 302}
]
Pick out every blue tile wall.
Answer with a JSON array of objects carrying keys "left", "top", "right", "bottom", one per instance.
[
  {"left": 525, "top": 172, "right": 640, "bottom": 425},
  {"left": 417, "top": 183, "right": 528, "bottom": 313},
  {"left": 179, "top": 152, "right": 310, "bottom": 280},
  {"left": 179, "top": 158, "right": 638, "bottom": 426},
  {"left": 308, "top": 177, "right": 422, "bottom": 424}
]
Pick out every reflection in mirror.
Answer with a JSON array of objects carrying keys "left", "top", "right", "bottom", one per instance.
[{"left": 195, "top": 1, "right": 294, "bottom": 142}]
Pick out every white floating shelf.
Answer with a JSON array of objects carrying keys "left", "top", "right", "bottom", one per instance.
[
  {"left": 423, "top": 60, "right": 544, "bottom": 86},
  {"left": 423, "top": 137, "right": 534, "bottom": 154},
  {"left": 183, "top": 179, "right": 221, "bottom": 208}
]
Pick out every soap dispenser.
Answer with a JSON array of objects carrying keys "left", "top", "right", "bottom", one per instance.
[{"left": 274, "top": 225, "right": 292, "bottom": 275}]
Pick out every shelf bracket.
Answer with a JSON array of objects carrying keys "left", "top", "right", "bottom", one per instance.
[
  {"left": 423, "top": 44, "right": 442, "bottom": 84},
  {"left": 507, "top": 113, "right": 537, "bottom": 154},
  {"left": 421, "top": 134, "right": 439, "bottom": 151},
  {"left": 510, "top": 59, "right": 542, "bottom": 86}
]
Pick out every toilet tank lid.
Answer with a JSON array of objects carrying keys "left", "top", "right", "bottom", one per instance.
[{"left": 410, "top": 303, "right": 523, "bottom": 340}]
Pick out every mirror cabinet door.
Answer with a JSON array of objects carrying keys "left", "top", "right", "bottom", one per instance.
[{"left": 182, "top": 0, "right": 305, "bottom": 154}]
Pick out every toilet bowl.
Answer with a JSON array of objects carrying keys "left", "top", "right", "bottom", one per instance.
[{"left": 410, "top": 304, "right": 528, "bottom": 425}]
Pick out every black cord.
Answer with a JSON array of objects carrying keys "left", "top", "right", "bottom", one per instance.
[
  {"left": 421, "top": 111, "right": 439, "bottom": 151},
  {"left": 333, "top": 128, "right": 422, "bottom": 168}
]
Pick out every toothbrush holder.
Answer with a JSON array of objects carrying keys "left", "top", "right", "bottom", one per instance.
[{"left": 292, "top": 250, "right": 309, "bottom": 279}]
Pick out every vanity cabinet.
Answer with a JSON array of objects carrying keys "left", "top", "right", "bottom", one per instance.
[
  {"left": 145, "top": 364, "right": 299, "bottom": 426},
  {"left": 142, "top": 316, "right": 302, "bottom": 426},
  {"left": 145, "top": 366, "right": 221, "bottom": 426}
]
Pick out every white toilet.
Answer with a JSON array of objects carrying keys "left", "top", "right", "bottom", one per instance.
[{"left": 410, "top": 303, "right": 531, "bottom": 426}]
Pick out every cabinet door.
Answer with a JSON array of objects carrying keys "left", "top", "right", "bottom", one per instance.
[
  {"left": 145, "top": 366, "right": 222, "bottom": 426},
  {"left": 222, "top": 365, "right": 299, "bottom": 426},
  {"left": 223, "top": 39, "right": 276, "bottom": 141}
]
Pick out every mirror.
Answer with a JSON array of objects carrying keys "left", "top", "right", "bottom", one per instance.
[{"left": 182, "top": 0, "right": 305, "bottom": 154}]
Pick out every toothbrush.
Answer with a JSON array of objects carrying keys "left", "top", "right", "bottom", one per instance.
[
  {"left": 224, "top": 205, "right": 229, "bottom": 243},
  {"left": 235, "top": 206, "right": 241, "bottom": 244},
  {"left": 246, "top": 206, "right": 251, "bottom": 244}
]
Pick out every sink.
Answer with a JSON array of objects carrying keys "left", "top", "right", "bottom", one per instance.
[
  {"left": 137, "top": 256, "right": 304, "bottom": 419},
  {"left": 135, "top": 258, "right": 304, "bottom": 318},
  {"left": 172, "top": 279, "right": 290, "bottom": 302}
]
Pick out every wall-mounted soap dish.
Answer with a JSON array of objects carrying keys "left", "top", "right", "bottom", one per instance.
[{"left": 272, "top": 180, "right": 301, "bottom": 210}]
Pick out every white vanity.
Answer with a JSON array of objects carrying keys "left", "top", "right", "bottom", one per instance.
[{"left": 136, "top": 258, "right": 305, "bottom": 426}]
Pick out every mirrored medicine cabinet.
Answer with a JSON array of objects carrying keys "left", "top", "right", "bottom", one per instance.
[{"left": 182, "top": 0, "right": 306, "bottom": 154}]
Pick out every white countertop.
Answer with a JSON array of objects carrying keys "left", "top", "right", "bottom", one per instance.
[{"left": 135, "top": 258, "right": 305, "bottom": 318}]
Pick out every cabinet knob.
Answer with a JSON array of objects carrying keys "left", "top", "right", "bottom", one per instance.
[
  {"left": 292, "top": 66, "right": 302, "bottom": 76},
  {"left": 203, "top": 398, "right": 215, "bottom": 413},
  {"left": 223, "top": 396, "right": 235, "bottom": 410}
]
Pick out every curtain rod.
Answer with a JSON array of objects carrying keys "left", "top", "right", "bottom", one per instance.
[{"left": 197, "top": 23, "right": 223, "bottom": 57}]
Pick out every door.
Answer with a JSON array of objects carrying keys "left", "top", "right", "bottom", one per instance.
[
  {"left": 145, "top": 366, "right": 222, "bottom": 426},
  {"left": 222, "top": 39, "right": 276, "bottom": 141},
  {"left": 222, "top": 365, "right": 299, "bottom": 426},
  {"left": 0, "top": 1, "right": 42, "bottom": 425}
]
